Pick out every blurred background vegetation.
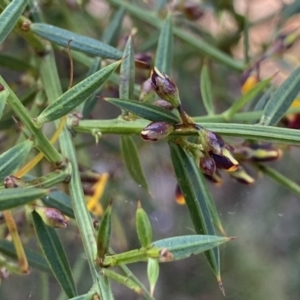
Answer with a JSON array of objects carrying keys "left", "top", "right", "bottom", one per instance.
[{"left": 1, "top": 0, "right": 300, "bottom": 299}]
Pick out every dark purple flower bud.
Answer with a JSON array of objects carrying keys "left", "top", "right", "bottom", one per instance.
[
  {"left": 199, "top": 156, "right": 216, "bottom": 176},
  {"left": 201, "top": 130, "right": 226, "bottom": 155},
  {"left": 135, "top": 52, "right": 152, "bottom": 69},
  {"left": 141, "top": 121, "right": 174, "bottom": 141},
  {"left": 139, "top": 78, "right": 155, "bottom": 102},
  {"left": 211, "top": 148, "right": 239, "bottom": 172},
  {"left": 181, "top": 2, "right": 204, "bottom": 21},
  {"left": 35, "top": 206, "right": 68, "bottom": 228},
  {"left": 248, "top": 143, "right": 282, "bottom": 162},
  {"left": 150, "top": 67, "right": 181, "bottom": 108}
]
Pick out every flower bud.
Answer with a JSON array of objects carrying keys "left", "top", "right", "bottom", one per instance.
[
  {"left": 139, "top": 78, "right": 155, "bottom": 102},
  {"left": 228, "top": 166, "right": 254, "bottom": 185},
  {"left": 200, "top": 130, "right": 226, "bottom": 155},
  {"left": 175, "top": 184, "right": 185, "bottom": 205},
  {"left": 150, "top": 67, "right": 181, "bottom": 108},
  {"left": 35, "top": 206, "right": 68, "bottom": 228},
  {"left": 4, "top": 176, "right": 25, "bottom": 188},
  {"left": 181, "top": 2, "right": 204, "bottom": 21},
  {"left": 141, "top": 121, "right": 174, "bottom": 141},
  {"left": 199, "top": 156, "right": 216, "bottom": 176},
  {"left": 249, "top": 143, "right": 282, "bottom": 162},
  {"left": 211, "top": 148, "right": 239, "bottom": 172},
  {"left": 153, "top": 99, "right": 174, "bottom": 111}
]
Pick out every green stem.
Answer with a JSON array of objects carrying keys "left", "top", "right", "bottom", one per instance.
[
  {"left": 38, "top": 41, "right": 114, "bottom": 299},
  {"left": 107, "top": 0, "right": 244, "bottom": 71},
  {"left": 74, "top": 119, "right": 300, "bottom": 146},
  {"left": 0, "top": 77, "right": 63, "bottom": 164}
]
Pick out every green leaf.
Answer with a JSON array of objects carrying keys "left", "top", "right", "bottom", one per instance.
[
  {"left": 36, "top": 60, "right": 121, "bottom": 125},
  {"left": 0, "top": 54, "right": 36, "bottom": 73},
  {"left": 102, "top": 269, "right": 144, "bottom": 295},
  {"left": 0, "top": 88, "right": 9, "bottom": 120},
  {"left": 120, "top": 135, "right": 149, "bottom": 191},
  {"left": 42, "top": 190, "right": 75, "bottom": 219},
  {"left": 136, "top": 201, "right": 152, "bottom": 247},
  {"left": 0, "top": 0, "right": 28, "bottom": 44},
  {"left": 0, "top": 239, "right": 50, "bottom": 273},
  {"left": 120, "top": 35, "right": 135, "bottom": 102},
  {"left": 204, "top": 123, "right": 300, "bottom": 146},
  {"left": 155, "top": 13, "right": 173, "bottom": 74},
  {"left": 97, "top": 202, "right": 112, "bottom": 259},
  {"left": 69, "top": 292, "right": 96, "bottom": 300},
  {"left": 30, "top": 23, "right": 123, "bottom": 59},
  {"left": 107, "top": 98, "right": 180, "bottom": 123},
  {"left": 0, "top": 187, "right": 48, "bottom": 210},
  {"left": 169, "top": 142, "right": 220, "bottom": 279},
  {"left": 153, "top": 235, "right": 230, "bottom": 261},
  {"left": 200, "top": 64, "right": 214, "bottom": 115},
  {"left": 223, "top": 76, "right": 272, "bottom": 120},
  {"left": 102, "top": 7, "right": 126, "bottom": 46},
  {"left": 0, "top": 139, "right": 33, "bottom": 182},
  {"left": 260, "top": 66, "right": 300, "bottom": 126},
  {"left": 147, "top": 258, "right": 159, "bottom": 297},
  {"left": 32, "top": 211, "right": 77, "bottom": 298}
]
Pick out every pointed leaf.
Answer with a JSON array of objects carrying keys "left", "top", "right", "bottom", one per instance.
[
  {"left": 136, "top": 201, "right": 152, "bottom": 247},
  {"left": 120, "top": 135, "right": 149, "bottom": 191},
  {"left": 260, "top": 66, "right": 300, "bottom": 126},
  {"left": 0, "top": 188, "right": 48, "bottom": 210},
  {"left": 0, "top": 88, "right": 9, "bottom": 120},
  {"left": 0, "top": 0, "right": 28, "bottom": 44},
  {"left": 223, "top": 76, "right": 272, "bottom": 120},
  {"left": 30, "top": 23, "right": 122, "bottom": 59},
  {"left": 0, "top": 239, "right": 50, "bottom": 273},
  {"left": 119, "top": 35, "right": 135, "bottom": 101},
  {"left": 147, "top": 258, "right": 159, "bottom": 297},
  {"left": 107, "top": 98, "right": 180, "bottom": 123},
  {"left": 102, "top": 7, "right": 126, "bottom": 46},
  {"left": 0, "top": 139, "right": 33, "bottom": 182},
  {"left": 0, "top": 54, "right": 35, "bottom": 72},
  {"left": 155, "top": 13, "right": 173, "bottom": 74},
  {"left": 169, "top": 142, "right": 220, "bottom": 278},
  {"left": 97, "top": 202, "right": 112, "bottom": 259},
  {"left": 153, "top": 235, "right": 230, "bottom": 261},
  {"left": 32, "top": 211, "right": 77, "bottom": 298},
  {"left": 36, "top": 60, "right": 121, "bottom": 125},
  {"left": 200, "top": 64, "right": 214, "bottom": 115}
]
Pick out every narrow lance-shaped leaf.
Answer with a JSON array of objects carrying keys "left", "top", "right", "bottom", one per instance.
[
  {"left": 0, "top": 139, "right": 33, "bottom": 182},
  {"left": 169, "top": 142, "right": 221, "bottom": 281},
  {"left": 36, "top": 60, "right": 121, "bottom": 125},
  {"left": 223, "top": 76, "right": 272, "bottom": 120},
  {"left": 136, "top": 201, "right": 152, "bottom": 247},
  {"left": 152, "top": 235, "right": 231, "bottom": 261},
  {"left": 107, "top": 98, "right": 180, "bottom": 123},
  {"left": 97, "top": 202, "right": 112, "bottom": 259},
  {"left": 260, "top": 66, "right": 300, "bottom": 126},
  {"left": 32, "top": 211, "right": 77, "bottom": 298},
  {"left": 155, "top": 13, "right": 173, "bottom": 74},
  {"left": 0, "top": 0, "right": 28, "bottom": 44},
  {"left": 119, "top": 35, "right": 135, "bottom": 104},
  {"left": 147, "top": 258, "right": 159, "bottom": 297},
  {"left": 0, "top": 239, "right": 50, "bottom": 273},
  {"left": 0, "top": 188, "right": 48, "bottom": 210},
  {"left": 0, "top": 54, "right": 36, "bottom": 72},
  {"left": 120, "top": 135, "right": 149, "bottom": 191},
  {"left": 0, "top": 87, "right": 9, "bottom": 119},
  {"left": 200, "top": 64, "right": 214, "bottom": 115},
  {"left": 103, "top": 269, "right": 143, "bottom": 295},
  {"left": 30, "top": 23, "right": 122, "bottom": 59},
  {"left": 102, "top": 7, "right": 126, "bottom": 46}
]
